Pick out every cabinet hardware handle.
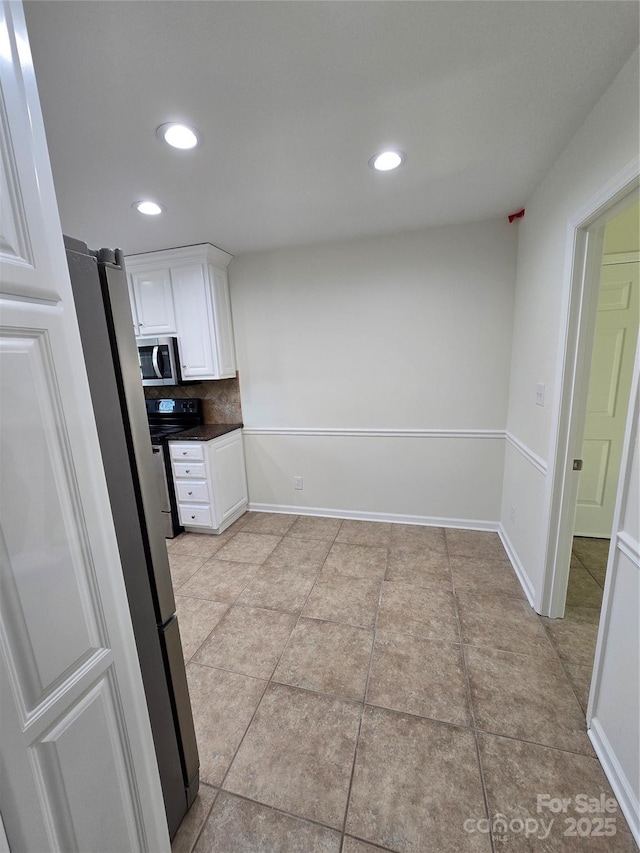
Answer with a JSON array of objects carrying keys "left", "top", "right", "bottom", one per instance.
[
  {"left": 185, "top": 468, "right": 190, "bottom": 473},
  {"left": 183, "top": 451, "right": 188, "bottom": 455},
  {"left": 191, "top": 515, "right": 196, "bottom": 519},
  {"left": 188, "top": 491, "right": 193, "bottom": 495}
]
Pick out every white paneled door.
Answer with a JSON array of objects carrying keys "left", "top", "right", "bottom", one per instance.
[
  {"left": 0, "top": 3, "right": 169, "bottom": 851},
  {"left": 575, "top": 258, "right": 639, "bottom": 538}
]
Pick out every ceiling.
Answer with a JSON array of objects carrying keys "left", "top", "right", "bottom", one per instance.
[{"left": 24, "top": 1, "right": 639, "bottom": 257}]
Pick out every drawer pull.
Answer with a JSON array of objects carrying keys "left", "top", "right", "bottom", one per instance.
[
  {"left": 188, "top": 491, "right": 193, "bottom": 495},
  {"left": 185, "top": 469, "right": 190, "bottom": 473},
  {"left": 191, "top": 515, "right": 196, "bottom": 519},
  {"left": 183, "top": 451, "right": 188, "bottom": 455}
]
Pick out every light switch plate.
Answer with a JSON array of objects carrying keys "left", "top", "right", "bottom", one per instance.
[{"left": 536, "top": 383, "right": 545, "bottom": 407}]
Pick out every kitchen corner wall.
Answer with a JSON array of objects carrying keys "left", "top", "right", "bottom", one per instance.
[
  {"left": 144, "top": 375, "right": 243, "bottom": 424},
  {"left": 228, "top": 219, "right": 517, "bottom": 525},
  {"left": 501, "top": 46, "right": 640, "bottom": 606}
]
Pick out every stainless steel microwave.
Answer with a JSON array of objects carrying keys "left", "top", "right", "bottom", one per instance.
[{"left": 136, "top": 336, "right": 182, "bottom": 386}]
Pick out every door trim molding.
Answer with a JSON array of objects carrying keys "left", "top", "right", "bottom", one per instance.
[{"left": 540, "top": 157, "right": 639, "bottom": 617}]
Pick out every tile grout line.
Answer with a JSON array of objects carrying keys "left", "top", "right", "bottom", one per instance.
[
  {"left": 177, "top": 515, "right": 331, "bottom": 664},
  {"left": 183, "top": 788, "right": 218, "bottom": 853},
  {"left": 190, "top": 787, "right": 358, "bottom": 843},
  {"left": 177, "top": 515, "right": 288, "bottom": 851},
  {"left": 180, "top": 535, "right": 274, "bottom": 665},
  {"left": 174, "top": 527, "right": 260, "bottom": 853},
  {"left": 169, "top": 524, "right": 249, "bottom": 852},
  {"left": 263, "top": 518, "right": 344, "bottom": 678},
  {"left": 338, "top": 527, "right": 390, "bottom": 847},
  {"left": 191, "top": 516, "right": 345, "bottom": 845},
  {"left": 445, "top": 530, "right": 497, "bottom": 853},
  {"left": 536, "top": 610, "right": 596, "bottom": 722},
  {"left": 469, "top": 725, "right": 603, "bottom": 760}
]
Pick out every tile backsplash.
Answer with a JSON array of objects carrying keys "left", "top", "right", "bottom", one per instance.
[{"left": 144, "top": 374, "right": 243, "bottom": 424}]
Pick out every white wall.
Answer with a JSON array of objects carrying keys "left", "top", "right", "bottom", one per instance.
[
  {"left": 501, "top": 48, "right": 640, "bottom": 599},
  {"left": 501, "top": 47, "right": 640, "bottom": 842},
  {"left": 230, "top": 220, "right": 517, "bottom": 524}
]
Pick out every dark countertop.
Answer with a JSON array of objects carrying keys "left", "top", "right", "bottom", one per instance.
[{"left": 170, "top": 423, "right": 243, "bottom": 442}]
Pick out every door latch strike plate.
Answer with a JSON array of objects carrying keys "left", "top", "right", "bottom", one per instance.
[{"left": 573, "top": 459, "right": 583, "bottom": 471}]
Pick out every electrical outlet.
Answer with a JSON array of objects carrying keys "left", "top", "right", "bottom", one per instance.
[
  {"left": 294, "top": 476, "right": 303, "bottom": 490},
  {"left": 509, "top": 504, "right": 516, "bottom": 524}
]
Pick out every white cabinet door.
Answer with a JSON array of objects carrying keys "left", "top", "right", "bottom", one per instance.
[
  {"left": 210, "top": 264, "right": 237, "bottom": 378},
  {"left": 132, "top": 267, "right": 176, "bottom": 335},
  {"left": 209, "top": 431, "right": 249, "bottom": 525},
  {"left": 172, "top": 263, "right": 218, "bottom": 378},
  {"left": 0, "top": 4, "right": 169, "bottom": 851}
]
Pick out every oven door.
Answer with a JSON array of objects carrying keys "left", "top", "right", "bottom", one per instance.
[{"left": 137, "top": 336, "right": 180, "bottom": 386}]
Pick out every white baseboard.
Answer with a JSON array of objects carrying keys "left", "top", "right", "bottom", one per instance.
[
  {"left": 248, "top": 502, "right": 499, "bottom": 531},
  {"left": 497, "top": 524, "right": 536, "bottom": 607},
  {"left": 589, "top": 717, "right": 640, "bottom": 846}
]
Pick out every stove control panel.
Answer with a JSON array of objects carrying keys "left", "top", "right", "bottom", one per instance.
[{"left": 146, "top": 398, "right": 202, "bottom": 415}]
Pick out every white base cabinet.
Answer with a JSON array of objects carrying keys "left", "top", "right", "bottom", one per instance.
[
  {"left": 125, "top": 244, "right": 236, "bottom": 380},
  {"left": 169, "top": 429, "right": 248, "bottom": 534}
]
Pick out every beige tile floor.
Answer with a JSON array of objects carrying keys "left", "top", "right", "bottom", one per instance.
[{"left": 169, "top": 516, "right": 636, "bottom": 853}]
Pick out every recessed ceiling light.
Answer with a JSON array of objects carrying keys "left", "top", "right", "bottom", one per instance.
[
  {"left": 369, "top": 150, "right": 406, "bottom": 171},
  {"left": 157, "top": 122, "right": 200, "bottom": 150},
  {"left": 133, "top": 200, "right": 164, "bottom": 216}
]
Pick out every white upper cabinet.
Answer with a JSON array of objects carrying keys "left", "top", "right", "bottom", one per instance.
[
  {"left": 171, "top": 262, "right": 218, "bottom": 378},
  {"left": 130, "top": 266, "right": 176, "bottom": 336},
  {"left": 125, "top": 245, "right": 236, "bottom": 380}
]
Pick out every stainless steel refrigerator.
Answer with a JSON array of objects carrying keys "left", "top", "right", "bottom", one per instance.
[{"left": 64, "top": 236, "right": 199, "bottom": 839}]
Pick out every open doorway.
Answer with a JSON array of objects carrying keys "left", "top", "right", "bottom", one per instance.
[
  {"left": 542, "top": 176, "right": 639, "bottom": 625},
  {"left": 568, "top": 202, "right": 639, "bottom": 610},
  {"left": 544, "top": 200, "right": 639, "bottom": 709}
]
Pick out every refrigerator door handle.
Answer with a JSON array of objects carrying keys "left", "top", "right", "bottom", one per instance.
[{"left": 151, "top": 345, "right": 163, "bottom": 379}]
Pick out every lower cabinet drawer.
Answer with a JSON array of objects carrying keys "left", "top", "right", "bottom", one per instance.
[
  {"left": 178, "top": 503, "right": 214, "bottom": 528},
  {"left": 173, "top": 461, "right": 206, "bottom": 479},
  {"left": 170, "top": 443, "right": 205, "bottom": 462},
  {"left": 176, "top": 481, "right": 210, "bottom": 503}
]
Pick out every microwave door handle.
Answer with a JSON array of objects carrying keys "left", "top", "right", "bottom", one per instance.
[{"left": 151, "top": 345, "right": 163, "bottom": 379}]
